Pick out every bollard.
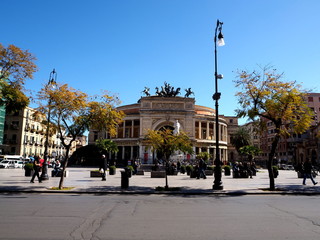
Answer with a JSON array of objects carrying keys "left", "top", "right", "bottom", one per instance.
[{"left": 121, "top": 170, "right": 129, "bottom": 189}]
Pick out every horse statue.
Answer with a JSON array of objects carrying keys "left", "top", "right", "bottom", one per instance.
[
  {"left": 173, "top": 87, "right": 181, "bottom": 97},
  {"left": 142, "top": 87, "right": 150, "bottom": 97},
  {"left": 155, "top": 87, "right": 162, "bottom": 96},
  {"left": 185, "top": 88, "right": 194, "bottom": 97}
]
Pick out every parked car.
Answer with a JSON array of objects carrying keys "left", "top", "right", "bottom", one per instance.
[
  {"left": 0, "top": 160, "right": 15, "bottom": 168},
  {"left": 286, "top": 165, "right": 294, "bottom": 170},
  {"left": 0, "top": 160, "right": 24, "bottom": 168}
]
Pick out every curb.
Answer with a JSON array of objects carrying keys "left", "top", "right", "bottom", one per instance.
[{"left": 2, "top": 188, "right": 320, "bottom": 196}]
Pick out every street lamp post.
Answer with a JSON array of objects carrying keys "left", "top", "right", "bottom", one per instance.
[
  {"left": 41, "top": 69, "right": 57, "bottom": 180},
  {"left": 212, "top": 19, "right": 225, "bottom": 190}
]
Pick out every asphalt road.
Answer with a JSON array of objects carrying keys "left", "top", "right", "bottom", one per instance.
[{"left": 1, "top": 194, "right": 320, "bottom": 240}]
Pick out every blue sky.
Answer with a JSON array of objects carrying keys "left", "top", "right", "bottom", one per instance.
[{"left": 2, "top": 0, "right": 320, "bottom": 124}]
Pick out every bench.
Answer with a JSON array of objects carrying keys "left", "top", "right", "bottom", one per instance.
[
  {"left": 90, "top": 171, "right": 103, "bottom": 177},
  {"left": 51, "top": 170, "right": 68, "bottom": 177},
  {"left": 151, "top": 171, "right": 166, "bottom": 178},
  {"left": 136, "top": 170, "right": 145, "bottom": 175}
]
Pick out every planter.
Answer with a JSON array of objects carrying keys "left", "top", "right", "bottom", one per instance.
[
  {"left": 186, "top": 165, "right": 194, "bottom": 176},
  {"left": 125, "top": 166, "right": 133, "bottom": 178},
  {"left": 25, "top": 169, "right": 34, "bottom": 177},
  {"left": 136, "top": 170, "right": 144, "bottom": 175},
  {"left": 90, "top": 170, "right": 103, "bottom": 177},
  {"left": 190, "top": 170, "right": 198, "bottom": 178},
  {"left": 205, "top": 170, "right": 214, "bottom": 176},
  {"left": 109, "top": 166, "right": 116, "bottom": 175},
  {"left": 224, "top": 166, "right": 231, "bottom": 176}
]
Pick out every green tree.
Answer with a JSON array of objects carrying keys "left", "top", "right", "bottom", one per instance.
[
  {"left": 37, "top": 83, "right": 124, "bottom": 189},
  {"left": 145, "top": 128, "right": 193, "bottom": 189},
  {"left": 95, "top": 138, "right": 119, "bottom": 164},
  {"left": 230, "top": 127, "right": 251, "bottom": 157},
  {"left": 239, "top": 145, "right": 261, "bottom": 163},
  {"left": 196, "top": 152, "right": 211, "bottom": 163},
  {"left": 234, "top": 66, "right": 313, "bottom": 190},
  {"left": 0, "top": 43, "right": 37, "bottom": 112}
]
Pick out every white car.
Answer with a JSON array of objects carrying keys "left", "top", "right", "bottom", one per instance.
[
  {"left": 286, "top": 165, "right": 294, "bottom": 170},
  {"left": 0, "top": 160, "right": 24, "bottom": 168}
]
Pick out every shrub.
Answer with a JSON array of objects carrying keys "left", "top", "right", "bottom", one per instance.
[
  {"left": 206, "top": 165, "right": 214, "bottom": 171},
  {"left": 126, "top": 165, "right": 134, "bottom": 172},
  {"left": 180, "top": 165, "right": 186, "bottom": 174},
  {"left": 24, "top": 163, "right": 33, "bottom": 170}
]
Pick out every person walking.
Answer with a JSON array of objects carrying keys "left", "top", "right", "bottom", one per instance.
[
  {"left": 303, "top": 159, "right": 318, "bottom": 185},
  {"left": 30, "top": 156, "right": 42, "bottom": 183},
  {"left": 99, "top": 155, "right": 108, "bottom": 181},
  {"left": 197, "top": 158, "right": 207, "bottom": 179}
]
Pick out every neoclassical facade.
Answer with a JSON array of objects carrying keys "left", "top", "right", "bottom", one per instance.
[{"left": 88, "top": 95, "right": 238, "bottom": 165}]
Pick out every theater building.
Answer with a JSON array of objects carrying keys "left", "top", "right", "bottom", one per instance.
[{"left": 88, "top": 88, "right": 238, "bottom": 165}]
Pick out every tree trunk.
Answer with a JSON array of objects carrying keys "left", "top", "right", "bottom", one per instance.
[
  {"left": 268, "top": 133, "right": 281, "bottom": 191},
  {"left": 59, "top": 146, "right": 70, "bottom": 189},
  {"left": 164, "top": 154, "right": 170, "bottom": 190}
]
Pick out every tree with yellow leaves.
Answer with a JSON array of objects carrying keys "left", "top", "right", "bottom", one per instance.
[
  {"left": 234, "top": 66, "right": 313, "bottom": 190},
  {"left": 37, "top": 83, "right": 124, "bottom": 189},
  {"left": 145, "top": 128, "right": 193, "bottom": 189},
  {"left": 0, "top": 43, "right": 37, "bottom": 112}
]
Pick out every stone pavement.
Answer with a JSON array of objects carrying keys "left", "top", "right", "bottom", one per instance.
[{"left": 0, "top": 167, "right": 319, "bottom": 195}]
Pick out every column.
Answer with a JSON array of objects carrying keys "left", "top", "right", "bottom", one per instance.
[
  {"left": 123, "top": 121, "right": 126, "bottom": 138},
  {"left": 131, "top": 120, "right": 134, "bottom": 138},
  {"left": 130, "top": 146, "right": 134, "bottom": 160},
  {"left": 122, "top": 146, "right": 125, "bottom": 160}
]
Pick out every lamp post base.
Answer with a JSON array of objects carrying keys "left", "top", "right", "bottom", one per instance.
[
  {"left": 212, "top": 184, "right": 223, "bottom": 190},
  {"left": 41, "top": 164, "right": 49, "bottom": 181}
]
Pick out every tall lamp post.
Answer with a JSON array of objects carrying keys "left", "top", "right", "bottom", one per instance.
[
  {"left": 41, "top": 69, "right": 57, "bottom": 180},
  {"left": 212, "top": 19, "right": 225, "bottom": 190}
]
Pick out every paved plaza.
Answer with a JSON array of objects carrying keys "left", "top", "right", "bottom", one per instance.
[{"left": 0, "top": 167, "right": 319, "bottom": 195}]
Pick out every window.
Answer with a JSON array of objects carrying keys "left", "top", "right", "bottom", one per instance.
[
  {"left": 201, "top": 129, "right": 206, "bottom": 139},
  {"left": 125, "top": 128, "right": 131, "bottom": 138},
  {"left": 12, "top": 134, "right": 17, "bottom": 141},
  {"left": 308, "top": 97, "right": 313, "bottom": 102},
  {"left": 93, "top": 132, "right": 98, "bottom": 141}
]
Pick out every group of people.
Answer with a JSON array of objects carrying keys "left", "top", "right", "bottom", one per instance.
[
  {"left": 232, "top": 161, "right": 257, "bottom": 178},
  {"left": 30, "top": 156, "right": 62, "bottom": 183}
]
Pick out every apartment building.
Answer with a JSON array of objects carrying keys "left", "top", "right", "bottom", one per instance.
[
  {"left": 258, "top": 93, "right": 320, "bottom": 166},
  {"left": 2, "top": 106, "right": 86, "bottom": 159}
]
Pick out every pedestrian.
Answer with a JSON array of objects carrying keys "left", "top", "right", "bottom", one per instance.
[
  {"left": 132, "top": 159, "right": 138, "bottom": 175},
  {"left": 197, "top": 158, "right": 207, "bottom": 179},
  {"left": 99, "top": 155, "right": 108, "bottom": 181},
  {"left": 30, "top": 156, "right": 42, "bottom": 183},
  {"left": 52, "top": 160, "right": 61, "bottom": 177},
  {"left": 303, "top": 158, "right": 318, "bottom": 185}
]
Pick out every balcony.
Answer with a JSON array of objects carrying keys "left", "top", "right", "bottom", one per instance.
[
  {"left": 9, "top": 139, "right": 18, "bottom": 144},
  {"left": 10, "top": 124, "right": 19, "bottom": 130}
]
